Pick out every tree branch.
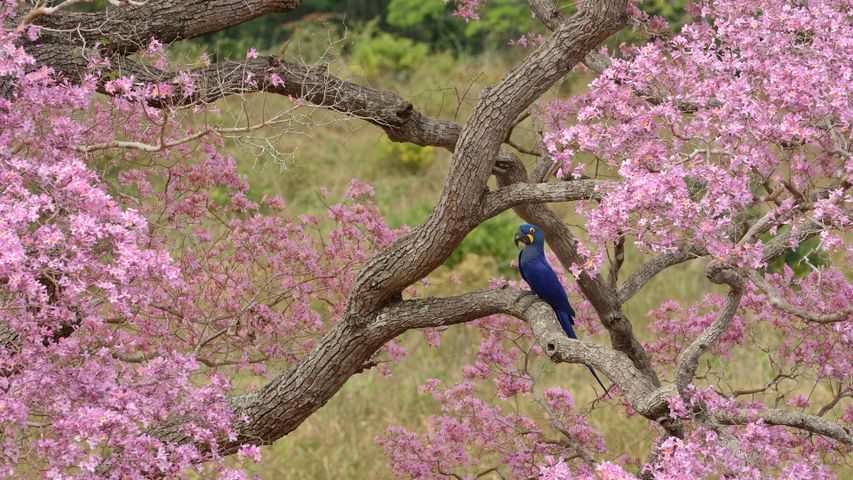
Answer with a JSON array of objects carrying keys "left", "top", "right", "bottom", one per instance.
[
  {"left": 480, "top": 180, "right": 603, "bottom": 219},
  {"left": 674, "top": 268, "right": 744, "bottom": 396},
  {"left": 528, "top": 0, "right": 563, "bottom": 30},
  {"left": 761, "top": 220, "right": 825, "bottom": 263},
  {"left": 26, "top": 1, "right": 635, "bottom": 470},
  {"left": 144, "top": 286, "right": 656, "bottom": 456},
  {"left": 608, "top": 236, "right": 625, "bottom": 289},
  {"left": 25, "top": 42, "right": 534, "bottom": 172},
  {"left": 617, "top": 245, "right": 707, "bottom": 304},
  {"left": 31, "top": 0, "right": 301, "bottom": 54},
  {"left": 712, "top": 408, "right": 853, "bottom": 446},
  {"left": 746, "top": 270, "right": 852, "bottom": 324},
  {"left": 340, "top": 1, "right": 629, "bottom": 316}
]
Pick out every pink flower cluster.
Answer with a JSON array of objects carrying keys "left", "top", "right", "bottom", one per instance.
[
  {"left": 541, "top": 0, "right": 851, "bottom": 272},
  {"left": 445, "top": 0, "right": 484, "bottom": 22}
]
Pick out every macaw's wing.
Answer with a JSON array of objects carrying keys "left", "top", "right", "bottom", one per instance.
[
  {"left": 518, "top": 249, "right": 528, "bottom": 284},
  {"left": 521, "top": 256, "right": 575, "bottom": 322}
]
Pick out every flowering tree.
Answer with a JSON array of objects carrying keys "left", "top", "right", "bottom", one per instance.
[{"left": 0, "top": 0, "right": 850, "bottom": 478}]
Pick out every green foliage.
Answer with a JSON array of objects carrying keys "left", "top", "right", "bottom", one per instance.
[
  {"left": 382, "top": 205, "right": 518, "bottom": 276},
  {"left": 386, "top": 0, "right": 447, "bottom": 28},
  {"left": 643, "top": 0, "right": 692, "bottom": 26},
  {"left": 445, "top": 211, "right": 519, "bottom": 275},
  {"left": 386, "top": 0, "right": 538, "bottom": 52},
  {"left": 375, "top": 138, "right": 435, "bottom": 172},
  {"left": 384, "top": 0, "right": 467, "bottom": 52},
  {"left": 350, "top": 22, "right": 430, "bottom": 78},
  {"left": 462, "top": 1, "right": 537, "bottom": 45},
  {"left": 766, "top": 236, "right": 829, "bottom": 276}
]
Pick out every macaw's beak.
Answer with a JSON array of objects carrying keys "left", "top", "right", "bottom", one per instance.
[{"left": 514, "top": 230, "right": 533, "bottom": 248}]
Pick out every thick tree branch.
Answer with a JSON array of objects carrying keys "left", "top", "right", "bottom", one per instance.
[
  {"left": 528, "top": 0, "right": 563, "bottom": 30},
  {"left": 342, "top": 2, "right": 628, "bottom": 316},
  {"left": 0, "top": 323, "right": 18, "bottom": 354},
  {"left": 712, "top": 408, "right": 853, "bottom": 446},
  {"left": 31, "top": 0, "right": 301, "bottom": 54},
  {"left": 25, "top": 43, "right": 534, "bottom": 172},
  {"left": 524, "top": 296, "right": 659, "bottom": 404},
  {"left": 761, "top": 220, "right": 826, "bottom": 262},
  {"left": 146, "top": 286, "right": 658, "bottom": 456},
  {"left": 480, "top": 180, "right": 603, "bottom": 219}
]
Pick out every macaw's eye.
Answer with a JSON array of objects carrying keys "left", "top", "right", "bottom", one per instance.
[{"left": 529, "top": 227, "right": 535, "bottom": 233}]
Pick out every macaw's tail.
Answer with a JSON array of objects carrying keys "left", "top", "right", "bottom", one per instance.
[
  {"left": 556, "top": 309, "right": 611, "bottom": 399},
  {"left": 585, "top": 364, "right": 610, "bottom": 399}
]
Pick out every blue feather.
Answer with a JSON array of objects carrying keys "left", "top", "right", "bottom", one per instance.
[{"left": 516, "top": 223, "right": 609, "bottom": 397}]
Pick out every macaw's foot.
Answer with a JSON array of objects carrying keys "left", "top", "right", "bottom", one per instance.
[{"left": 514, "top": 289, "right": 540, "bottom": 306}]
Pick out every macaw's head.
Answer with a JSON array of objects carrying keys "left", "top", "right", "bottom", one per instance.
[{"left": 514, "top": 223, "right": 544, "bottom": 248}]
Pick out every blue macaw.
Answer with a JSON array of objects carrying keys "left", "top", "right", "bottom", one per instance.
[{"left": 515, "top": 223, "right": 609, "bottom": 397}]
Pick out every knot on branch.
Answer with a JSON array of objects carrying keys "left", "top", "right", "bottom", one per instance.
[
  {"left": 635, "top": 385, "right": 677, "bottom": 419},
  {"left": 705, "top": 261, "right": 745, "bottom": 289},
  {"left": 545, "top": 342, "right": 558, "bottom": 358},
  {"left": 602, "top": 312, "right": 622, "bottom": 329},
  {"left": 395, "top": 101, "right": 414, "bottom": 120}
]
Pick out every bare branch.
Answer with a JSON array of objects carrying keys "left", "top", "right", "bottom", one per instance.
[
  {"left": 530, "top": 152, "right": 558, "bottom": 183},
  {"left": 713, "top": 408, "right": 853, "bottom": 446},
  {"left": 730, "top": 372, "right": 794, "bottom": 398},
  {"left": 618, "top": 245, "right": 707, "bottom": 304},
  {"left": 746, "top": 270, "right": 852, "bottom": 324},
  {"left": 75, "top": 112, "right": 296, "bottom": 153},
  {"left": 32, "top": 0, "right": 301, "bottom": 54},
  {"left": 28, "top": 43, "right": 483, "bottom": 156},
  {"left": 480, "top": 180, "right": 603, "bottom": 219},
  {"left": 675, "top": 274, "right": 744, "bottom": 396},
  {"left": 608, "top": 236, "right": 625, "bottom": 289},
  {"left": 529, "top": 0, "right": 564, "bottom": 30},
  {"left": 818, "top": 391, "right": 852, "bottom": 417},
  {"left": 20, "top": 0, "right": 101, "bottom": 25}
]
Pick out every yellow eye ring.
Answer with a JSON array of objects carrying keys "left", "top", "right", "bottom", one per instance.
[{"left": 529, "top": 227, "right": 535, "bottom": 233}]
